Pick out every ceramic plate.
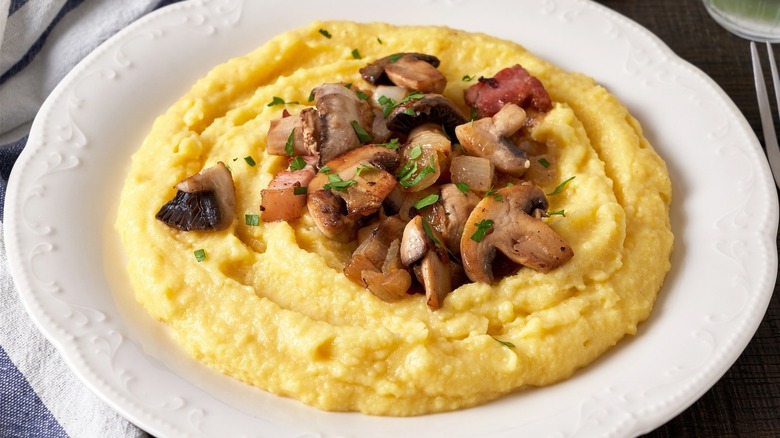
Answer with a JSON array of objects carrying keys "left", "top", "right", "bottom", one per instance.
[{"left": 6, "top": 0, "right": 778, "bottom": 436}]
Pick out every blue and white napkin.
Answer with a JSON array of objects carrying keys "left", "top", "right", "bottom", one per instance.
[{"left": 0, "top": 1, "right": 183, "bottom": 436}]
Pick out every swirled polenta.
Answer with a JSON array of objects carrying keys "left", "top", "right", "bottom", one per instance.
[{"left": 116, "top": 21, "right": 673, "bottom": 416}]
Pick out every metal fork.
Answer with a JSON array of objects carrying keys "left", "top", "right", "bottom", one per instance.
[{"left": 750, "top": 41, "right": 780, "bottom": 188}]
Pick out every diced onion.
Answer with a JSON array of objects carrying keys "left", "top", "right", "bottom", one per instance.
[{"left": 449, "top": 155, "right": 494, "bottom": 192}]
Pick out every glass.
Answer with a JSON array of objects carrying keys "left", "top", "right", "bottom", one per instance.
[{"left": 703, "top": 0, "right": 780, "bottom": 42}]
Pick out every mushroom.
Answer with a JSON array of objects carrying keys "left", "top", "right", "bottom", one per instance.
[
  {"left": 400, "top": 215, "right": 453, "bottom": 310},
  {"left": 156, "top": 162, "right": 236, "bottom": 231},
  {"left": 460, "top": 183, "right": 573, "bottom": 284},
  {"left": 383, "top": 55, "right": 447, "bottom": 94},
  {"left": 437, "top": 183, "right": 481, "bottom": 256},
  {"left": 266, "top": 107, "right": 319, "bottom": 157},
  {"left": 314, "top": 83, "right": 375, "bottom": 165},
  {"left": 454, "top": 103, "right": 530, "bottom": 177},
  {"left": 385, "top": 94, "right": 467, "bottom": 135},
  {"left": 307, "top": 145, "right": 400, "bottom": 242},
  {"left": 420, "top": 246, "right": 452, "bottom": 310},
  {"left": 344, "top": 216, "right": 412, "bottom": 302},
  {"left": 359, "top": 53, "right": 442, "bottom": 85}
]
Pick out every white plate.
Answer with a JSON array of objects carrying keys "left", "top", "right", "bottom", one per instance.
[{"left": 6, "top": 0, "right": 779, "bottom": 436}]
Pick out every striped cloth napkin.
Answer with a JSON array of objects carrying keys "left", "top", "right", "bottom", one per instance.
[{"left": 0, "top": 1, "right": 182, "bottom": 436}]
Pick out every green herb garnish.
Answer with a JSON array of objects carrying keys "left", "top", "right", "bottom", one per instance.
[
  {"left": 319, "top": 165, "right": 331, "bottom": 174},
  {"left": 388, "top": 53, "right": 404, "bottom": 62},
  {"left": 547, "top": 176, "right": 576, "bottom": 196},
  {"left": 462, "top": 74, "right": 476, "bottom": 82},
  {"left": 284, "top": 128, "right": 295, "bottom": 156},
  {"left": 409, "top": 144, "right": 423, "bottom": 160},
  {"left": 268, "top": 96, "right": 298, "bottom": 107},
  {"left": 538, "top": 158, "right": 551, "bottom": 168},
  {"left": 455, "top": 182, "right": 470, "bottom": 192},
  {"left": 293, "top": 186, "right": 308, "bottom": 195},
  {"left": 245, "top": 214, "right": 260, "bottom": 226},
  {"left": 400, "top": 156, "right": 436, "bottom": 188},
  {"left": 354, "top": 89, "right": 369, "bottom": 100},
  {"left": 421, "top": 216, "right": 442, "bottom": 245},
  {"left": 414, "top": 194, "right": 439, "bottom": 210},
  {"left": 492, "top": 337, "right": 515, "bottom": 348},
  {"left": 289, "top": 155, "right": 307, "bottom": 171},
  {"left": 355, "top": 164, "right": 374, "bottom": 176},
  {"left": 378, "top": 138, "right": 400, "bottom": 150},
  {"left": 351, "top": 48, "right": 361, "bottom": 59},
  {"left": 318, "top": 29, "right": 332, "bottom": 38},
  {"left": 324, "top": 173, "right": 357, "bottom": 192},
  {"left": 351, "top": 120, "right": 372, "bottom": 143},
  {"left": 547, "top": 209, "right": 566, "bottom": 217},
  {"left": 244, "top": 156, "right": 256, "bottom": 166},
  {"left": 194, "top": 248, "right": 206, "bottom": 262},
  {"left": 470, "top": 219, "right": 494, "bottom": 242}
]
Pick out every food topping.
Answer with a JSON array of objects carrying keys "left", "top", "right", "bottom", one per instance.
[{"left": 159, "top": 54, "right": 574, "bottom": 309}]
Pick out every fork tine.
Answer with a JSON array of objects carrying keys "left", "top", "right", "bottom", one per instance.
[{"left": 751, "top": 41, "right": 780, "bottom": 188}]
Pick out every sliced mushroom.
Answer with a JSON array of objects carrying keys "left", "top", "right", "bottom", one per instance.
[
  {"left": 386, "top": 94, "right": 467, "bottom": 135},
  {"left": 360, "top": 53, "right": 441, "bottom": 85},
  {"left": 437, "top": 183, "right": 481, "bottom": 256},
  {"left": 455, "top": 103, "right": 530, "bottom": 177},
  {"left": 384, "top": 56, "right": 447, "bottom": 94},
  {"left": 307, "top": 146, "right": 400, "bottom": 242},
  {"left": 156, "top": 162, "right": 236, "bottom": 231},
  {"left": 315, "top": 83, "right": 375, "bottom": 165},
  {"left": 344, "top": 216, "right": 412, "bottom": 302},
  {"left": 266, "top": 107, "right": 319, "bottom": 156},
  {"left": 400, "top": 215, "right": 432, "bottom": 266},
  {"left": 421, "top": 246, "right": 452, "bottom": 310},
  {"left": 460, "top": 183, "right": 573, "bottom": 284}
]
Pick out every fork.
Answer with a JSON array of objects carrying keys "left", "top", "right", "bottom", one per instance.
[{"left": 750, "top": 41, "right": 780, "bottom": 188}]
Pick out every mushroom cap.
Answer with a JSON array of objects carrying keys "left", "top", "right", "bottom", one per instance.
[
  {"left": 460, "top": 183, "right": 573, "bottom": 283},
  {"left": 384, "top": 56, "right": 447, "bottom": 94},
  {"left": 359, "top": 53, "right": 441, "bottom": 85},
  {"left": 156, "top": 162, "right": 236, "bottom": 231},
  {"left": 455, "top": 104, "right": 530, "bottom": 177},
  {"left": 386, "top": 94, "right": 467, "bottom": 135},
  {"left": 315, "top": 83, "right": 375, "bottom": 165}
]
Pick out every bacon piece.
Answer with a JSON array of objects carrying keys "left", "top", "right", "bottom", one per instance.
[
  {"left": 464, "top": 64, "right": 552, "bottom": 118},
  {"left": 260, "top": 157, "right": 317, "bottom": 222}
]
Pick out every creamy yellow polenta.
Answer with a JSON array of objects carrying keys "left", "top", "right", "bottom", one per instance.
[{"left": 116, "top": 21, "right": 673, "bottom": 416}]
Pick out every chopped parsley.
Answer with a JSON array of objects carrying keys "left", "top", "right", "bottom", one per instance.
[
  {"left": 293, "top": 186, "right": 308, "bottom": 195},
  {"left": 455, "top": 182, "right": 470, "bottom": 192},
  {"left": 421, "top": 216, "right": 442, "bottom": 245},
  {"left": 244, "top": 156, "right": 256, "bottom": 166},
  {"left": 351, "top": 48, "right": 362, "bottom": 59},
  {"left": 377, "top": 37, "right": 383, "bottom": 44},
  {"left": 484, "top": 186, "right": 502, "bottom": 201},
  {"left": 470, "top": 219, "right": 494, "bottom": 242},
  {"left": 289, "top": 155, "right": 307, "bottom": 171},
  {"left": 245, "top": 214, "right": 260, "bottom": 226},
  {"left": 355, "top": 164, "right": 374, "bottom": 176},
  {"left": 547, "top": 209, "right": 566, "bottom": 217},
  {"left": 492, "top": 337, "right": 515, "bottom": 348},
  {"left": 351, "top": 120, "right": 372, "bottom": 144},
  {"left": 377, "top": 91, "right": 424, "bottom": 118},
  {"left": 399, "top": 156, "right": 436, "bottom": 188},
  {"left": 307, "top": 89, "right": 315, "bottom": 102},
  {"left": 414, "top": 194, "right": 439, "bottom": 210},
  {"left": 318, "top": 165, "right": 331, "bottom": 174},
  {"left": 547, "top": 176, "right": 576, "bottom": 196},
  {"left": 324, "top": 173, "right": 357, "bottom": 192},
  {"left": 267, "top": 96, "right": 298, "bottom": 107},
  {"left": 193, "top": 248, "right": 206, "bottom": 262},
  {"left": 409, "top": 144, "right": 423, "bottom": 160},
  {"left": 318, "top": 28, "right": 332, "bottom": 38},
  {"left": 462, "top": 74, "right": 476, "bottom": 82},
  {"left": 388, "top": 53, "right": 404, "bottom": 63},
  {"left": 284, "top": 128, "right": 295, "bottom": 156},
  {"left": 538, "top": 158, "right": 551, "bottom": 168},
  {"left": 354, "top": 88, "right": 369, "bottom": 100},
  {"left": 378, "top": 138, "right": 400, "bottom": 150}
]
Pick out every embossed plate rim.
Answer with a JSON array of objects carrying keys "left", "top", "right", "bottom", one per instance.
[{"left": 5, "top": 0, "right": 779, "bottom": 437}]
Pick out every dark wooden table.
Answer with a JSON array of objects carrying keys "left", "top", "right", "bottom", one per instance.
[{"left": 595, "top": 1, "right": 780, "bottom": 436}]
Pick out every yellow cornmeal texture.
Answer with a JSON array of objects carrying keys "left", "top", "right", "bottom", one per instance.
[{"left": 116, "top": 21, "right": 673, "bottom": 416}]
